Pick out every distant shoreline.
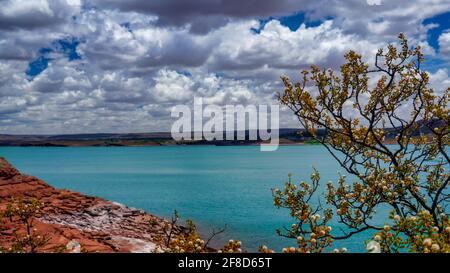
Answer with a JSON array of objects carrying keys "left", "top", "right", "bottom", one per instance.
[
  {"left": 0, "top": 140, "right": 311, "bottom": 147},
  {"left": 0, "top": 129, "right": 318, "bottom": 147},
  {"left": 0, "top": 122, "right": 434, "bottom": 147}
]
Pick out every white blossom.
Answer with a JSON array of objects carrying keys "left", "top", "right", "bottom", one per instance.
[{"left": 366, "top": 241, "right": 381, "bottom": 253}]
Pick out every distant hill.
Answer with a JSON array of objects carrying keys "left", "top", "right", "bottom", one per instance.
[{"left": 0, "top": 119, "right": 442, "bottom": 147}]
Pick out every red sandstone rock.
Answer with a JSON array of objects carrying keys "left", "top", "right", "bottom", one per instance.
[{"left": 0, "top": 157, "right": 176, "bottom": 253}]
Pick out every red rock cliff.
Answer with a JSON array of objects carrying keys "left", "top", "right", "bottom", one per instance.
[{"left": 0, "top": 157, "right": 175, "bottom": 253}]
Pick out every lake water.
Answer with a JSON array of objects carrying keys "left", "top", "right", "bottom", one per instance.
[{"left": 0, "top": 145, "right": 386, "bottom": 252}]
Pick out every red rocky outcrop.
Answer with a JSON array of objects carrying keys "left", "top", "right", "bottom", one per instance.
[{"left": 0, "top": 157, "right": 177, "bottom": 253}]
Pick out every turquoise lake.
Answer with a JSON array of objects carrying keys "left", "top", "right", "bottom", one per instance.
[{"left": 0, "top": 145, "right": 388, "bottom": 252}]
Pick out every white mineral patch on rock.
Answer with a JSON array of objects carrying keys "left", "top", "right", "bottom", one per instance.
[
  {"left": 66, "top": 240, "right": 81, "bottom": 253},
  {"left": 111, "top": 236, "right": 157, "bottom": 253}
]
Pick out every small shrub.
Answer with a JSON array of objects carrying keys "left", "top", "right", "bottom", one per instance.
[{"left": 2, "top": 198, "right": 50, "bottom": 253}]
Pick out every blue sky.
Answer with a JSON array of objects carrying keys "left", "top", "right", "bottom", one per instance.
[
  {"left": 27, "top": 37, "right": 81, "bottom": 77},
  {"left": 0, "top": 0, "right": 449, "bottom": 134},
  {"left": 252, "top": 12, "right": 329, "bottom": 34},
  {"left": 423, "top": 11, "right": 450, "bottom": 52},
  {"left": 422, "top": 11, "right": 450, "bottom": 71}
]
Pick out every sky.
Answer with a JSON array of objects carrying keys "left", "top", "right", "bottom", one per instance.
[{"left": 0, "top": 0, "right": 449, "bottom": 134}]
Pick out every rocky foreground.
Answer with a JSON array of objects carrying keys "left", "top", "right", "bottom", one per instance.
[{"left": 0, "top": 157, "right": 180, "bottom": 253}]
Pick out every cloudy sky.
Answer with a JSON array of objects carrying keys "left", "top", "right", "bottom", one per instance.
[{"left": 0, "top": 0, "right": 449, "bottom": 134}]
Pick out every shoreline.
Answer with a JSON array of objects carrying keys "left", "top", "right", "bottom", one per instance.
[
  {"left": 0, "top": 157, "right": 185, "bottom": 253},
  {"left": 0, "top": 143, "right": 310, "bottom": 147}
]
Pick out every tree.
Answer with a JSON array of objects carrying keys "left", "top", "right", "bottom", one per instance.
[{"left": 274, "top": 33, "right": 449, "bottom": 253}]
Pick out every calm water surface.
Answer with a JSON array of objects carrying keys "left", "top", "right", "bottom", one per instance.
[{"left": 0, "top": 145, "right": 387, "bottom": 252}]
